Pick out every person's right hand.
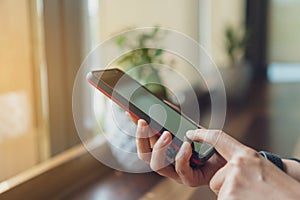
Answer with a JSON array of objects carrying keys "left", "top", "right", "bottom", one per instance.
[{"left": 186, "top": 129, "right": 300, "bottom": 199}]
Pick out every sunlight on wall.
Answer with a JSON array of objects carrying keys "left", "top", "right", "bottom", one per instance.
[
  {"left": 210, "top": 0, "right": 246, "bottom": 67},
  {"left": 99, "top": 0, "right": 199, "bottom": 41},
  {"left": 0, "top": 0, "right": 39, "bottom": 181},
  {"left": 0, "top": 92, "right": 30, "bottom": 140}
]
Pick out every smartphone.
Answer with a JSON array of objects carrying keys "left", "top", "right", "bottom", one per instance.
[{"left": 87, "top": 68, "right": 214, "bottom": 168}]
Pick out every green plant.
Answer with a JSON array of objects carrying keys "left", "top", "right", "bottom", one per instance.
[
  {"left": 225, "top": 25, "right": 249, "bottom": 67},
  {"left": 114, "top": 27, "right": 168, "bottom": 98}
]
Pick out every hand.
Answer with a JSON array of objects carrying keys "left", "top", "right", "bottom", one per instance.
[
  {"left": 187, "top": 129, "right": 300, "bottom": 199},
  {"left": 283, "top": 158, "right": 300, "bottom": 182},
  {"left": 128, "top": 115, "right": 226, "bottom": 187}
]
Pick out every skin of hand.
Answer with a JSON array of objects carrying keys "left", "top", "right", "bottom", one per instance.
[
  {"left": 128, "top": 114, "right": 300, "bottom": 199},
  {"left": 187, "top": 129, "right": 300, "bottom": 199},
  {"left": 126, "top": 103, "right": 225, "bottom": 186},
  {"left": 134, "top": 119, "right": 226, "bottom": 186},
  {"left": 282, "top": 159, "right": 300, "bottom": 182}
]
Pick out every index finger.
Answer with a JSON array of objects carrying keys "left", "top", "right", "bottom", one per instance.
[
  {"left": 186, "top": 129, "right": 248, "bottom": 161},
  {"left": 126, "top": 111, "right": 139, "bottom": 125}
]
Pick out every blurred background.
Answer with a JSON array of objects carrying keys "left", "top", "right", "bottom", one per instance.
[{"left": 0, "top": 0, "right": 300, "bottom": 199}]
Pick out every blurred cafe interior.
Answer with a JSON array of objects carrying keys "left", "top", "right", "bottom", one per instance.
[{"left": 0, "top": 0, "right": 300, "bottom": 199}]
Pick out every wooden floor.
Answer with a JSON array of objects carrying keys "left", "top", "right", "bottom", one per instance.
[{"left": 61, "top": 81, "right": 300, "bottom": 200}]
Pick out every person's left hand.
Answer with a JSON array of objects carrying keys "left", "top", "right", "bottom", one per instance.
[{"left": 128, "top": 114, "right": 226, "bottom": 186}]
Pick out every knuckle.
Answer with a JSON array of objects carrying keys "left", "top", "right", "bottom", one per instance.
[
  {"left": 185, "top": 181, "right": 199, "bottom": 187},
  {"left": 180, "top": 175, "right": 200, "bottom": 187},
  {"left": 174, "top": 178, "right": 183, "bottom": 185},
  {"left": 223, "top": 182, "right": 240, "bottom": 200},
  {"left": 150, "top": 160, "right": 165, "bottom": 172},
  {"left": 224, "top": 168, "right": 245, "bottom": 195},
  {"left": 175, "top": 166, "right": 187, "bottom": 177},
  {"left": 224, "top": 191, "right": 238, "bottom": 200},
  {"left": 150, "top": 161, "right": 158, "bottom": 171},
  {"left": 137, "top": 153, "right": 151, "bottom": 163},
  {"left": 209, "top": 178, "right": 219, "bottom": 193},
  {"left": 232, "top": 149, "right": 256, "bottom": 164},
  {"left": 175, "top": 162, "right": 189, "bottom": 177},
  {"left": 246, "top": 149, "right": 264, "bottom": 165},
  {"left": 227, "top": 162, "right": 244, "bottom": 180},
  {"left": 244, "top": 148, "right": 259, "bottom": 158},
  {"left": 231, "top": 154, "right": 246, "bottom": 167},
  {"left": 155, "top": 170, "right": 166, "bottom": 177},
  {"left": 233, "top": 148, "right": 262, "bottom": 167}
]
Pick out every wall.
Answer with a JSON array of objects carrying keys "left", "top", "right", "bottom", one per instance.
[
  {"left": 98, "top": 0, "right": 246, "bottom": 69},
  {"left": 98, "top": 0, "right": 200, "bottom": 92},
  {"left": 99, "top": 0, "right": 199, "bottom": 41},
  {"left": 0, "top": 0, "right": 39, "bottom": 181},
  {"left": 210, "top": 0, "right": 246, "bottom": 67}
]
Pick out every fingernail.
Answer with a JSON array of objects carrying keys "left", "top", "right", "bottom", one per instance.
[
  {"left": 186, "top": 130, "right": 195, "bottom": 138},
  {"left": 160, "top": 131, "right": 170, "bottom": 144},
  {"left": 184, "top": 136, "right": 192, "bottom": 144},
  {"left": 137, "top": 120, "right": 146, "bottom": 133},
  {"left": 137, "top": 119, "right": 143, "bottom": 127}
]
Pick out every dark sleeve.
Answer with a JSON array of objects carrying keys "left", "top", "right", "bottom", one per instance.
[
  {"left": 259, "top": 151, "right": 284, "bottom": 171},
  {"left": 288, "top": 158, "right": 300, "bottom": 163}
]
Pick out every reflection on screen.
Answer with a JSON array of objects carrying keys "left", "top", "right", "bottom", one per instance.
[{"left": 111, "top": 73, "right": 212, "bottom": 154}]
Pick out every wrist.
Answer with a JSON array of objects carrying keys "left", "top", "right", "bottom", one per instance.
[{"left": 282, "top": 159, "right": 300, "bottom": 182}]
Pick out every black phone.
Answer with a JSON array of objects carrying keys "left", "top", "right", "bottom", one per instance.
[{"left": 87, "top": 68, "right": 214, "bottom": 168}]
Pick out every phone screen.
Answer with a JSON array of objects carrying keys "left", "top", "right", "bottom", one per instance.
[{"left": 91, "top": 69, "right": 212, "bottom": 156}]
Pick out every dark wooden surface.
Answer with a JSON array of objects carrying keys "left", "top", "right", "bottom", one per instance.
[
  {"left": 61, "top": 81, "right": 300, "bottom": 200},
  {"left": 61, "top": 171, "right": 162, "bottom": 200},
  {"left": 235, "top": 82, "right": 300, "bottom": 157}
]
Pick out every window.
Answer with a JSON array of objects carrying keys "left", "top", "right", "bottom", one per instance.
[
  {"left": 267, "top": 0, "right": 300, "bottom": 82},
  {"left": 0, "top": 0, "right": 100, "bottom": 183}
]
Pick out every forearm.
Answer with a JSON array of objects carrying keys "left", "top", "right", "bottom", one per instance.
[{"left": 283, "top": 159, "right": 300, "bottom": 182}]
